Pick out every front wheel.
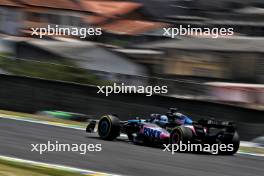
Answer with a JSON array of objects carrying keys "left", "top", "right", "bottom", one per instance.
[{"left": 98, "top": 115, "right": 120, "bottom": 140}]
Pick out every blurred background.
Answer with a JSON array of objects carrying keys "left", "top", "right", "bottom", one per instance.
[
  {"left": 1, "top": 2, "right": 264, "bottom": 175},
  {"left": 0, "top": 0, "right": 264, "bottom": 110}
]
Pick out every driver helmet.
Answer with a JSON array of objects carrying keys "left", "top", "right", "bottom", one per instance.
[
  {"left": 175, "top": 112, "right": 184, "bottom": 118},
  {"left": 159, "top": 115, "right": 168, "bottom": 124},
  {"left": 174, "top": 112, "right": 187, "bottom": 124}
]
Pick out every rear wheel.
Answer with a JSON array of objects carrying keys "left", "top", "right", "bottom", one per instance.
[
  {"left": 98, "top": 115, "right": 120, "bottom": 140},
  {"left": 219, "top": 131, "right": 240, "bottom": 155},
  {"left": 170, "top": 126, "right": 193, "bottom": 144}
]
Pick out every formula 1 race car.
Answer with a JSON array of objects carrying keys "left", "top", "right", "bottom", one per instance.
[{"left": 86, "top": 108, "right": 240, "bottom": 155}]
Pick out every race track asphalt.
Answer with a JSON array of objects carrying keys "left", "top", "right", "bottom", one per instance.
[{"left": 0, "top": 118, "right": 264, "bottom": 176}]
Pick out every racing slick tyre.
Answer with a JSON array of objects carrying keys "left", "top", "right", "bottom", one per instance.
[
  {"left": 170, "top": 126, "right": 193, "bottom": 144},
  {"left": 98, "top": 115, "right": 120, "bottom": 140},
  {"left": 219, "top": 131, "right": 240, "bottom": 155}
]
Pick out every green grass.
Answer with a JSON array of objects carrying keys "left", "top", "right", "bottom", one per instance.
[
  {"left": 0, "top": 159, "right": 85, "bottom": 176},
  {"left": 0, "top": 52, "right": 13, "bottom": 57},
  {"left": 239, "top": 146, "right": 264, "bottom": 155},
  {"left": 0, "top": 55, "right": 111, "bottom": 86},
  {"left": 0, "top": 110, "right": 87, "bottom": 128}
]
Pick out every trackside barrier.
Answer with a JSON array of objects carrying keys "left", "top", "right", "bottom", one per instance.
[{"left": 0, "top": 74, "right": 263, "bottom": 140}]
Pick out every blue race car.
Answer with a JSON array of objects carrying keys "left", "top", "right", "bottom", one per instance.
[{"left": 86, "top": 108, "right": 240, "bottom": 155}]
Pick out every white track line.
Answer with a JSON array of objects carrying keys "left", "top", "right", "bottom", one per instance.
[
  {"left": 0, "top": 114, "right": 84, "bottom": 130},
  {"left": 0, "top": 155, "right": 123, "bottom": 176}
]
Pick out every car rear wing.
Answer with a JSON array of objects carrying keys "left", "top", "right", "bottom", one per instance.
[{"left": 195, "top": 119, "right": 236, "bottom": 129}]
